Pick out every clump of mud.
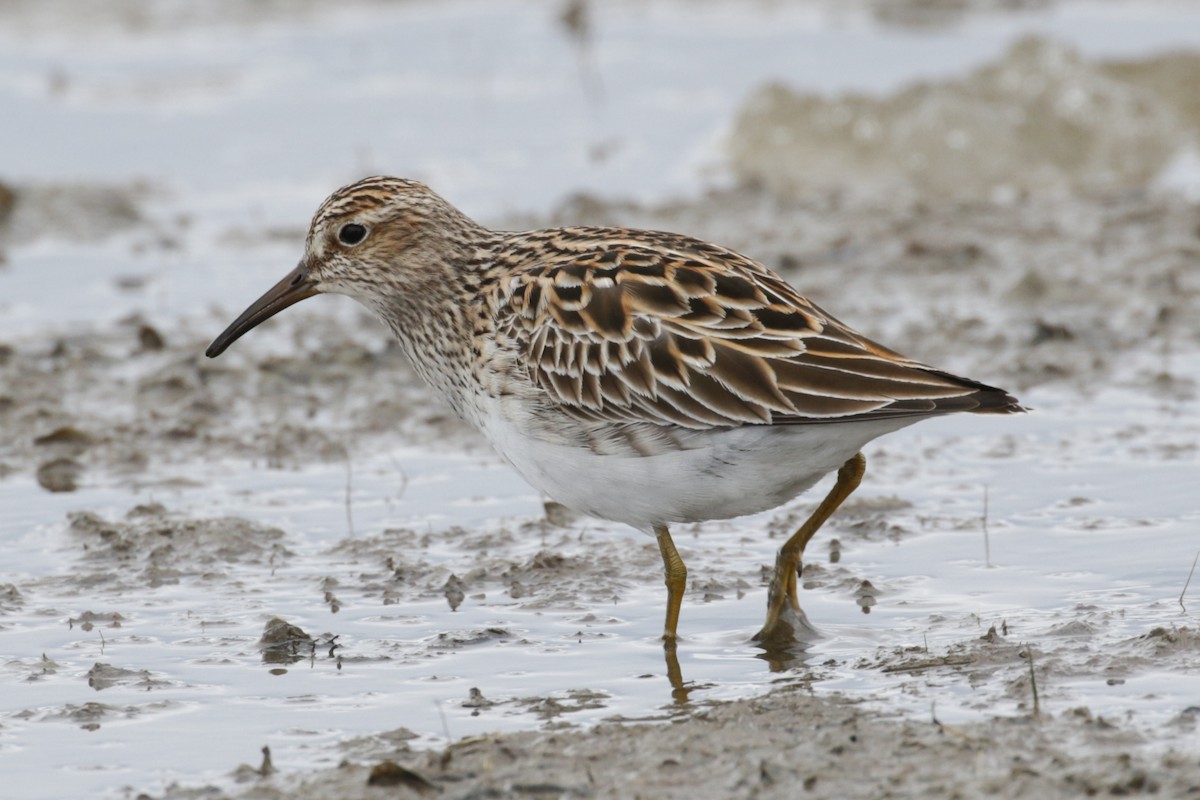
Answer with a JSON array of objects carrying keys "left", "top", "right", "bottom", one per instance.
[
  {"left": 0, "top": 308, "right": 475, "bottom": 492},
  {"left": 66, "top": 504, "right": 291, "bottom": 588},
  {"left": 0, "top": 181, "right": 145, "bottom": 249},
  {"left": 328, "top": 520, "right": 674, "bottom": 616},
  {"left": 728, "top": 37, "right": 1200, "bottom": 201}
]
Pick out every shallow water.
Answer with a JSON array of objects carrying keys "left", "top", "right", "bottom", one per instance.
[
  {"left": 2, "top": 375, "right": 1197, "bottom": 798},
  {"left": 3, "top": 1, "right": 1200, "bottom": 798}
]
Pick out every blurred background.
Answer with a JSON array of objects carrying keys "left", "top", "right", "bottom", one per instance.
[{"left": 2, "top": 0, "right": 1199, "bottom": 335}]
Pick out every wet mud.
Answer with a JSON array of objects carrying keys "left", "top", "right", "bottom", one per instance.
[{"left": 5, "top": 177, "right": 1197, "bottom": 797}]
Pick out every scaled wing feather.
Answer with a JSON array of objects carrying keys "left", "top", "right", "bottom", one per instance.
[{"left": 492, "top": 230, "right": 1016, "bottom": 430}]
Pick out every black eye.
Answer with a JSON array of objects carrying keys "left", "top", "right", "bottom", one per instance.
[{"left": 338, "top": 223, "right": 367, "bottom": 246}]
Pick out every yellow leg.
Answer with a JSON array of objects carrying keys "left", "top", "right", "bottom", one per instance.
[
  {"left": 753, "top": 452, "right": 866, "bottom": 645},
  {"left": 655, "top": 524, "right": 688, "bottom": 642}
]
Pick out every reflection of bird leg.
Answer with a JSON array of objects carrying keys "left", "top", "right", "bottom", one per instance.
[
  {"left": 663, "top": 637, "right": 691, "bottom": 705},
  {"left": 754, "top": 453, "right": 866, "bottom": 646}
]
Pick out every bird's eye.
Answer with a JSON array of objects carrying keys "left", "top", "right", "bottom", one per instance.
[{"left": 338, "top": 223, "right": 368, "bottom": 246}]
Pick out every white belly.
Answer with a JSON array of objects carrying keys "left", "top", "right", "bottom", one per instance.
[{"left": 478, "top": 405, "right": 914, "bottom": 532}]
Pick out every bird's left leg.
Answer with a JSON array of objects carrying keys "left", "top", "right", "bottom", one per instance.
[{"left": 753, "top": 452, "right": 866, "bottom": 644}]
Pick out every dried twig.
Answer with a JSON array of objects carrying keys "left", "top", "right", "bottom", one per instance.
[
  {"left": 1181, "top": 550, "right": 1199, "bottom": 612},
  {"left": 436, "top": 699, "right": 452, "bottom": 743},
  {"left": 1025, "top": 645, "right": 1040, "bottom": 717}
]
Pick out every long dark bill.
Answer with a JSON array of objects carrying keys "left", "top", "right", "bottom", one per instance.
[{"left": 205, "top": 263, "right": 318, "bottom": 358}]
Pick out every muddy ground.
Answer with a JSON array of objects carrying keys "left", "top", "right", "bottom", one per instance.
[
  {"left": 3, "top": 181, "right": 1199, "bottom": 798},
  {"left": 155, "top": 684, "right": 1198, "bottom": 800}
]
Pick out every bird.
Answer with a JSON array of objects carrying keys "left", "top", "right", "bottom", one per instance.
[{"left": 206, "top": 176, "right": 1024, "bottom": 649}]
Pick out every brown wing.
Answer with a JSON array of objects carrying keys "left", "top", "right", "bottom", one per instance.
[{"left": 493, "top": 228, "right": 1022, "bottom": 430}]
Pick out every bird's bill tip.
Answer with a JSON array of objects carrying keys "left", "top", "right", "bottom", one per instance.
[{"left": 205, "top": 264, "right": 318, "bottom": 358}]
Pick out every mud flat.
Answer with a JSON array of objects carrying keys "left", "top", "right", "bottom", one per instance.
[{"left": 4, "top": 177, "right": 1198, "bottom": 797}]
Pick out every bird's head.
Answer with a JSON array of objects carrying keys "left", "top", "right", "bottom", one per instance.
[{"left": 206, "top": 176, "right": 482, "bottom": 358}]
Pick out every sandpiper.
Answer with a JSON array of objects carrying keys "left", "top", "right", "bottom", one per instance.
[{"left": 207, "top": 177, "right": 1023, "bottom": 647}]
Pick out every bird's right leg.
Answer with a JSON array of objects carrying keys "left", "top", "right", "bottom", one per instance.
[{"left": 655, "top": 523, "right": 692, "bottom": 701}]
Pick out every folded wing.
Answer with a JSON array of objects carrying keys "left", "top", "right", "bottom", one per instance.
[{"left": 493, "top": 229, "right": 1023, "bottom": 430}]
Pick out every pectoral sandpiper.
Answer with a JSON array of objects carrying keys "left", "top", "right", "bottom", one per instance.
[{"left": 207, "top": 176, "right": 1023, "bottom": 651}]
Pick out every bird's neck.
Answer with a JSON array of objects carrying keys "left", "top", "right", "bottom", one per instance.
[
  {"left": 382, "top": 303, "right": 475, "bottom": 414},
  {"left": 370, "top": 234, "right": 506, "bottom": 424}
]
